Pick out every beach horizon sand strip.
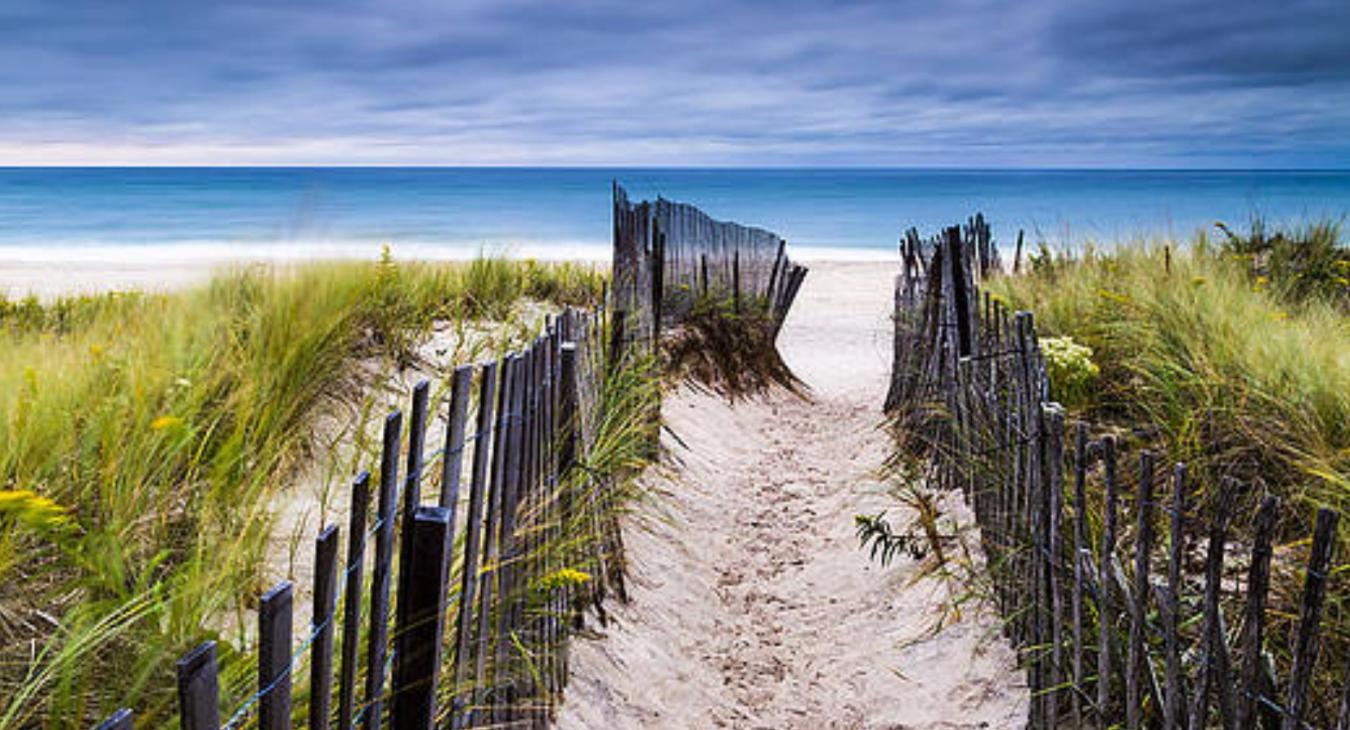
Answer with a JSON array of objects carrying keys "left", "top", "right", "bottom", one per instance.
[{"left": 556, "top": 261, "right": 1027, "bottom": 729}]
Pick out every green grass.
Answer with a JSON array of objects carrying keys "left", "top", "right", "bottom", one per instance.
[
  {"left": 989, "top": 236, "right": 1350, "bottom": 532},
  {"left": 988, "top": 225, "right": 1350, "bottom": 722},
  {"left": 0, "top": 254, "right": 603, "bottom": 728}
]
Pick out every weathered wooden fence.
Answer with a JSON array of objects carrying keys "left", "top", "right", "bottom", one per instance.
[
  {"left": 95, "top": 305, "right": 634, "bottom": 730},
  {"left": 610, "top": 183, "right": 808, "bottom": 351},
  {"left": 886, "top": 222, "right": 1350, "bottom": 729},
  {"left": 92, "top": 187, "right": 807, "bottom": 730}
]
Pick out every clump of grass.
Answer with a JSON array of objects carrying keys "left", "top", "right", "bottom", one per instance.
[
  {"left": 0, "top": 255, "right": 603, "bottom": 728},
  {"left": 1214, "top": 217, "right": 1350, "bottom": 310},
  {"left": 660, "top": 294, "right": 803, "bottom": 399}
]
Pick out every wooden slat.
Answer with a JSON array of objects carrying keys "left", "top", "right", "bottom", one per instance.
[
  {"left": 1189, "top": 480, "right": 1238, "bottom": 730},
  {"left": 492, "top": 353, "right": 527, "bottom": 724},
  {"left": 1071, "top": 422, "right": 1089, "bottom": 727},
  {"left": 473, "top": 356, "right": 516, "bottom": 727},
  {"left": 391, "top": 506, "right": 453, "bottom": 730},
  {"left": 1162, "top": 464, "right": 1187, "bottom": 730},
  {"left": 1237, "top": 495, "right": 1279, "bottom": 730},
  {"left": 338, "top": 471, "right": 371, "bottom": 730},
  {"left": 310, "top": 524, "right": 340, "bottom": 730},
  {"left": 396, "top": 380, "right": 432, "bottom": 654},
  {"left": 1282, "top": 508, "right": 1340, "bottom": 730},
  {"left": 258, "top": 581, "right": 293, "bottom": 730},
  {"left": 1098, "top": 435, "right": 1119, "bottom": 721},
  {"left": 176, "top": 642, "right": 219, "bottom": 730},
  {"left": 1046, "top": 405, "right": 1066, "bottom": 729},
  {"left": 366, "top": 411, "right": 403, "bottom": 730},
  {"left": 440, "top": 365, "right": 475, "bottom": 513},
  {"left": 452, "top": 362, "right": 497, "bottom": 728}
]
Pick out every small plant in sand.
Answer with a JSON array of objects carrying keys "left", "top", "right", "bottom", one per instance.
[{"left": 854, "top": 478, "right": 977, "bottom": 633}]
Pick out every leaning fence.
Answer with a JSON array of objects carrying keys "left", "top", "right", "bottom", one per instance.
[
  {"left": 610, "top": 183, "right": 807, "bottom": 352},
  {"left": 90, "top": 187, "right": 810, "bottom": 730},
  {"left": 886, "top": 222, "right": 1350, "bottom": 729}
]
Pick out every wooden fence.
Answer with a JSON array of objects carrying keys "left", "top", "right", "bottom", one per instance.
[
  {"left": 95, "top": 306, "right": 633, "bottom": 730},
  {"left": 886, "top": 223, "right": 1350, "bottom": 729},
  {"left": 610, "top": 183, "right": 807, "bottom": 351},
  {"left": 91, "top": 188, "right": 808, "bottom": 730}
]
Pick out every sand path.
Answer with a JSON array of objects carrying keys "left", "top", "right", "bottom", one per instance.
[{"left": 556, "top": 262, "right": 1027, "bottom": 729}]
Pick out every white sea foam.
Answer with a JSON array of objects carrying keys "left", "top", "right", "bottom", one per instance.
[{"left": 0, "top": 239, "right": 898, "bottom": 264}]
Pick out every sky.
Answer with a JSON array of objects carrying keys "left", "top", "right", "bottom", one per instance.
[{"left": 1, "top": 0, "right": 1349, "bottom": 167}]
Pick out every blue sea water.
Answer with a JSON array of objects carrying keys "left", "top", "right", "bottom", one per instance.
[{"left": 0, "top": 167, "right": 1346, "bottom": 261}]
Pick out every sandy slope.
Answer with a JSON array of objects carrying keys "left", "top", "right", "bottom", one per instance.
[{"left": 556, "top": 262, "right": 1027, "bottom": 729}]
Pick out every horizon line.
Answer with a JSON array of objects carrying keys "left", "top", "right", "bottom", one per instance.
[{"left": 1, "top": 164, "right": 1348, "bottom": 173}]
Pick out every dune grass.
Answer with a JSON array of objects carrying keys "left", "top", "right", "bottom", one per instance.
[
  {"left": 0, "top": 254, "right": 603, "bottom": 728},
  {"left": 660, "top": 294, "right": 804, "bottom": 399},
  {"left": 989, "top": 234, "right": 1350, "bottom": 530},
  {"left": 988, "top": 224, "right": 1350, "bottom": 721}
]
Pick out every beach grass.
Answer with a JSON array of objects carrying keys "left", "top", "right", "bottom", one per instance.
[
  {"left": 659, "top": 293, "right": 804, "bottom": 399},
  {"left": 988, "top": 223, "right": 1350, "bottom": 720},
  {"left": 0, "top": 254, "right": 603, "bottom": 727},
  {"left": 990, "top": 230, "right": 1350, "bottom": 528}
]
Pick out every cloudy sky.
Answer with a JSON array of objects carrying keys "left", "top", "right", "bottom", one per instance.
[{"left": 2, "top": 0, "right": 1348, "bottom": 167}]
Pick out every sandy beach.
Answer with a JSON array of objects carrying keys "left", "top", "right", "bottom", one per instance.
[
  {"left": 0, "top": 260, "right": 227, "bottom": 299},
  {"left": 556, "top": 261, "right": 1027, "bottom": 728}
]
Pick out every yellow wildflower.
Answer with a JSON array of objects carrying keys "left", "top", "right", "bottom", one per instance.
[
  {"left": 539, "top": 567, "right": 592, "bottom": 590},
  {"left": 0, "top": 489, "right": 70, "bottom": 531},
  {"left": 1096, "top": 289, "right": 1132, "bottom": 305},
  {"left": 150, "top": 415, "right": 183, "bottom": 430}
]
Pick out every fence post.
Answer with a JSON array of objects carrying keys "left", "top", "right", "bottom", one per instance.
[
  {"left": 1046, "top": 404, "right": 1066, "bottom": 730},
  {"left": 258, "top": 581, "right": 293, "bottom": 730},
  {"left": 1189, "top": 480, "right": 1237, "bottom": 730},
  {"left": 1126, "top": 451, "right": 1156, "bottom": 730},
  {"left": 732, "top": 248, "right": 741, "bottom": 313},
  {"left": 1097, "top": 435, "right": 1119, "bottom": 722},
  {"left": 310, "top": 525, "right": 340, "bottom": 730},
  {"left": 1283, "top": 508, "right": 1340, "bottom": 730},
  {"left": 1236, "top": 495, "right": 1279, "bottom": 730},
  {"left": 1071, "top": 421, "right": 1088, "bottom": 728},
  {"left": 396, "top": 380, "right": 432, "bottom": 649},
  {"left": 338, "top": 471, "right": 371, "bottom": 730},
  {"left": 391, "top": 506, "right": 453, "bottom": 730},
  {"left": 493, "top": 353, "right": 528, "bottom": 723},
  {"left": 1162, "top": 464, "right": 1187, "bottom": 730},
  {"left": 766, "top": 241, "right": 783, "bottom": 303},
  {"left": 608, "top": 308, "right": 627, "bottom": 370},
  {"left": 473, "top": 355, "right": 517, "bottom": 727},
  {"left": 440, "top": 365, "right": 474, "bottom": 513},
  {"left": 367, "top": 411, "right": 404, "bottom": 730},
  {"left": 176, "top": 642, "right": 219, "bottom": 730},
  {"left": 451, "top": 361, "right": 497, "bottom": 728}
]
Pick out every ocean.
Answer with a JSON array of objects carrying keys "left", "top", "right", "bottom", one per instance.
[{"left": 0, "top": 167, "right": 1346, "bottom": 261}]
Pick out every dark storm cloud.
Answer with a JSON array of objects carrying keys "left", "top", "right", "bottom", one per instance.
[
  {"left": 0, "top": 0, "right": 1346, "bottom": 165},
  {"left": 1046, "top": 0, "right": 1350, "bottom": 87}
]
